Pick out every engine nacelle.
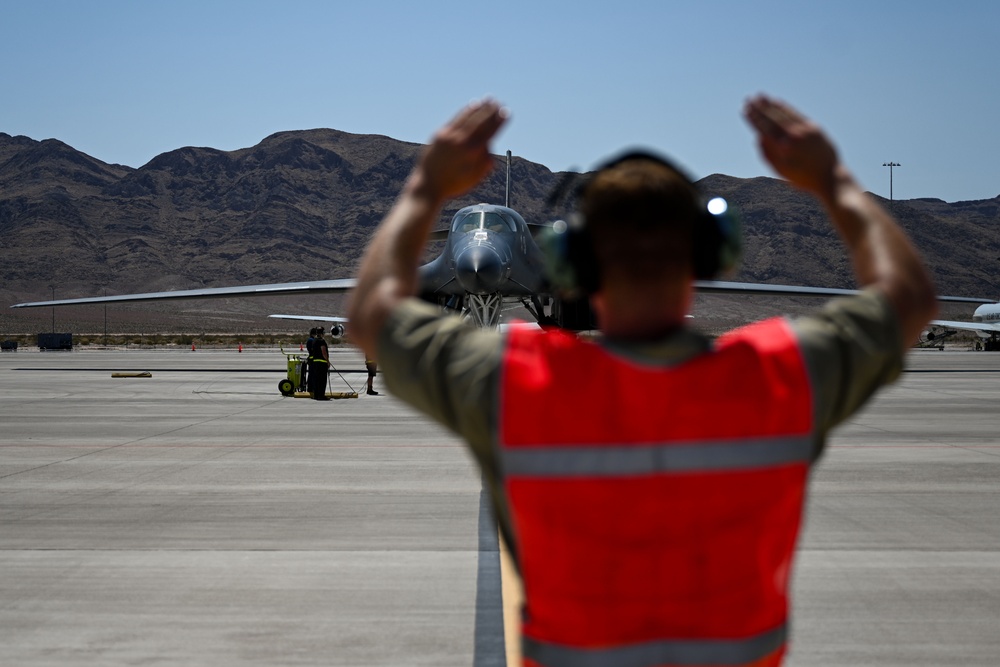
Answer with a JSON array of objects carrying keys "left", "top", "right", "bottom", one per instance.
[
  {"left": 920, "top": 328, "right": 959, "bottom": 345},
  {"left": 329, "top": 323, "right": 346, "bottom": 338}
]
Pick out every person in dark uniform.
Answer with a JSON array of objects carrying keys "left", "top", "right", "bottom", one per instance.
[
  {"left": 365, "top": 357, "right": 379, "bottom": 395},
  {"left": 306, "top": 328, "right": 317, "bottom": 356},
  {"left": 308, "top": 327, "right": 330, "bottom": 400},
  {"left": 303, "top": 328, "right": 317, "bottom": 391}
]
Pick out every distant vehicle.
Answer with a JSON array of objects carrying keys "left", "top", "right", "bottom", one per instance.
[{"left": 37, "top": 333, "right": 73, "bottom": 350}]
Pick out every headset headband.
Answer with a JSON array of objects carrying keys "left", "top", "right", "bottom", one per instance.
[{"left": 539, "top": 149, "right": 742, "bottom": 294}]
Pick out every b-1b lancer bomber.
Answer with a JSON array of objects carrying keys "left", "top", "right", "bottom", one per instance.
[
  {"left": 9, "top": 199, "right": 591, "bottom": 331},
  {"left": 11, "top": 161, "right": 995, "bottom": 334}
]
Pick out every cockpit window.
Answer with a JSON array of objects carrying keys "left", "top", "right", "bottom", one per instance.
[
  {"left": 453, "top": 212, "right": 481, "bottom": 234},
  {"left": 452, "top": 210, "right": 517, "bottom": 234},
  {"left": 484, "top": 212, "right": 514, "bottom": 232}
]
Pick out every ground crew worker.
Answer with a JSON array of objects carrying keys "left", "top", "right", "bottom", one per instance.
[
  {"left": 347, "top": 97, "right": 937, "bottom": 665},
  {"left": 306, "top": 328, "right": 317, "bottom": 357},
  {"left": 365, "top": 357, "right": 379, "bottom": 395},
  {"left": 303, "top": 327, "right": 317, "bottom": 390},
  {"left": 308, "top": 327, "right": 330, "bottom": 401}
]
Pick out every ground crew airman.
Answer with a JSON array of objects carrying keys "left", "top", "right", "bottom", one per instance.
[
  {"left": 308, "top": 327, "right": 330, "bottom": 400},
  {"left": 303, "top": 327, "right": 318, "bottom": 390},
  {"left": 365, "top": 357, "right": 379, "bottom": 395},
  {"left": 347, "top": 97, "right": 937, "bottom": 665}
]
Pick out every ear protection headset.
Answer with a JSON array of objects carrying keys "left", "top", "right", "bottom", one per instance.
[{"left": 539, "top": 149, "right": 741, "bottom": 295}]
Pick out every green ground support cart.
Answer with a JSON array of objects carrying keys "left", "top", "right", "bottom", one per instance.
[{"left": 278, "top": 346, "right": 359, "bottom": 399}]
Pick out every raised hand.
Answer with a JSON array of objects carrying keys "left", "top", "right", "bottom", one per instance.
[
  {"left": 743, "top": 95, "right": 841, "bottom": 199},
  {"left": 416, "top": 99, "right": 509, "bottom": 203}
]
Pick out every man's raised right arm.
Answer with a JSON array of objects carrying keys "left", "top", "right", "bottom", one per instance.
[{"left": 346, "top": 99, "right": 507, "bottom": 359}]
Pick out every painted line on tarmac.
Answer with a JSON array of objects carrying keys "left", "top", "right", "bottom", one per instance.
[
  {"left": 827, "top": 443, "right": 1000, "bottom": 449},
  {"left": 12, "top": 367, "right": 371, "bottom": 373},
  {"left": 904, "top": 368, "right": 1000, "bottom": 373},
  {"left": 474, "top": 480, "right": 507, "bottom": 667}
]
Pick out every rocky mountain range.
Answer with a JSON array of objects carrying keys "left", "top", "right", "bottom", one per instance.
[{"left": 1, "top": 128, "right": 998, "bottom": 334}]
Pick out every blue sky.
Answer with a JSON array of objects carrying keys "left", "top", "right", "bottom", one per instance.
[{"left": 3, "top": 0, "right": 998, "bottom": 203}]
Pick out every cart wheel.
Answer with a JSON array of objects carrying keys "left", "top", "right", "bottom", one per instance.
[{"left": 278, "top": 379, "right": 294, "bottom": 396}]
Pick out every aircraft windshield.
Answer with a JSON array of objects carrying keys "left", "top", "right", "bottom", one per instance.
[
  {"left": 452, "top": 211, "right": 516, "bottom": 234},
  {"left": 484, "top": 212, "right": 514, "bottom": 232},
  {"left": 453, "top": 212, "right": 481, "bottom": 234}
]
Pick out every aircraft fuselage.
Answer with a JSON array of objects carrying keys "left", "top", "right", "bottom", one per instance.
[
  {"left": 973, "top": 303, "right": 1000, "bottom": 324},
  {"left": 418, "top": 204, "right": 548, "bottom": 298}
]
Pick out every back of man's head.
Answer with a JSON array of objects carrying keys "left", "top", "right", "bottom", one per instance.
[{"left": 580, "top": 156, "right": 701, "bottom": 285}]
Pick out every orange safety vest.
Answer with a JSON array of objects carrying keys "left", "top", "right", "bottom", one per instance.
[{"left": 498, "top": 318, "right": 814, "bottom": 667}]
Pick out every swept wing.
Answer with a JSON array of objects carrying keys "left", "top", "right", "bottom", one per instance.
[
  {"left": 10, "top": 277, "right": 991, "bottom": 310},
  {"left": 928, "top": 320, "right": 1000, "bottom": 334},
  {"left": 695, "top": 281, "right": 993, "bottom": 305},
  {"left": 10, "top": 279, "right": 357, "bottom": 309},
  {"left": 269, "top": 314, "right": 348, "bottom": 324}
]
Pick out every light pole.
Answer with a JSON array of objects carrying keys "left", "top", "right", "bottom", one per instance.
[{"left": 883, "top": 162, "right": 901, "bottom": 203}]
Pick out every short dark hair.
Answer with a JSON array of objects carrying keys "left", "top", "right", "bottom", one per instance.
[{"left": 580, "top": 157, "right": 700, "bottom": 281}]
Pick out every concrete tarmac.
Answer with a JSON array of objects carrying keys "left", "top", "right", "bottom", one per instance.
[{"left": 1, "top": 346, "right": 999, "bottom": 666}]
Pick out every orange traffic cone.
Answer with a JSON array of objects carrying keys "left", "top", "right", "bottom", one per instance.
[
  {"left": 191, "top": 342, "right": 196, "bottom": 351},
  {"left": 238, "top": 343, "right": 243, "bottom": 353},
  {"left": 300, "top": 343, "right": 304, "bottom": 351}
]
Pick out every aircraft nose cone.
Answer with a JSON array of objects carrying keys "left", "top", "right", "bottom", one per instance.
[{"left": 456, "top": 246, "right": 505, "bottom": 294}]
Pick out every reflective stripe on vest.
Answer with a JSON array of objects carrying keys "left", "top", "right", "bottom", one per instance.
[
  {"left": 501, "top": 435, "right": 812, "bottom": 477},
  {"left": 523, "top": 623, "right": 786, "bottom": 667},
  {"left": 498, "top": 317, "right": 813, "bottom": 665}
]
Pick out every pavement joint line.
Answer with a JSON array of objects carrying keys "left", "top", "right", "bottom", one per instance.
[
  {"left": 0, "top": 547, "right": 492, "bottom": 554},
  {"left": 191, "top": 391, "right": 280, "bottom": 395},
  {"left": 829, "top": 444, "right": 1000, "bottom": 448},
  {"left": 0, "top": 400, "right": 285, "bottom": 481},
  {"left": 0, "top": 443, "right": 466, "bottom": 448},
  {"left": 893, "top": 384, "right": 1000, "bottom": 406}
]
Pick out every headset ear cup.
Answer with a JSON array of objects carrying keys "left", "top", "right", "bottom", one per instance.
[
  {"left": 715, "top": 210, "right": 742, "bottom": 276},
  {"left": 566, "top": 215, "right": 600, "bottom": 294},
  {"left": 710, "top": 198, "right": 742, "bottom": 277},
  {"left": 539, "top": 215, "right": 599, "bottom": 296},
  {"left": 693, "top": 199, "right": 742, "bottom": 279},
  {"left": 692, "top": 212, "right": 722, "bottom": 280}
]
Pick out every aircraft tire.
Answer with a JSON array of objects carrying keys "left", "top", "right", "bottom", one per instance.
[{"left": 278, "top": 379, "right": 295, "bottom": 396}]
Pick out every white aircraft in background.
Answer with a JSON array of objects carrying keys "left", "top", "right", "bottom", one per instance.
[{"left": 926, "top": 301, "right": 1000, "bottom": 350}]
